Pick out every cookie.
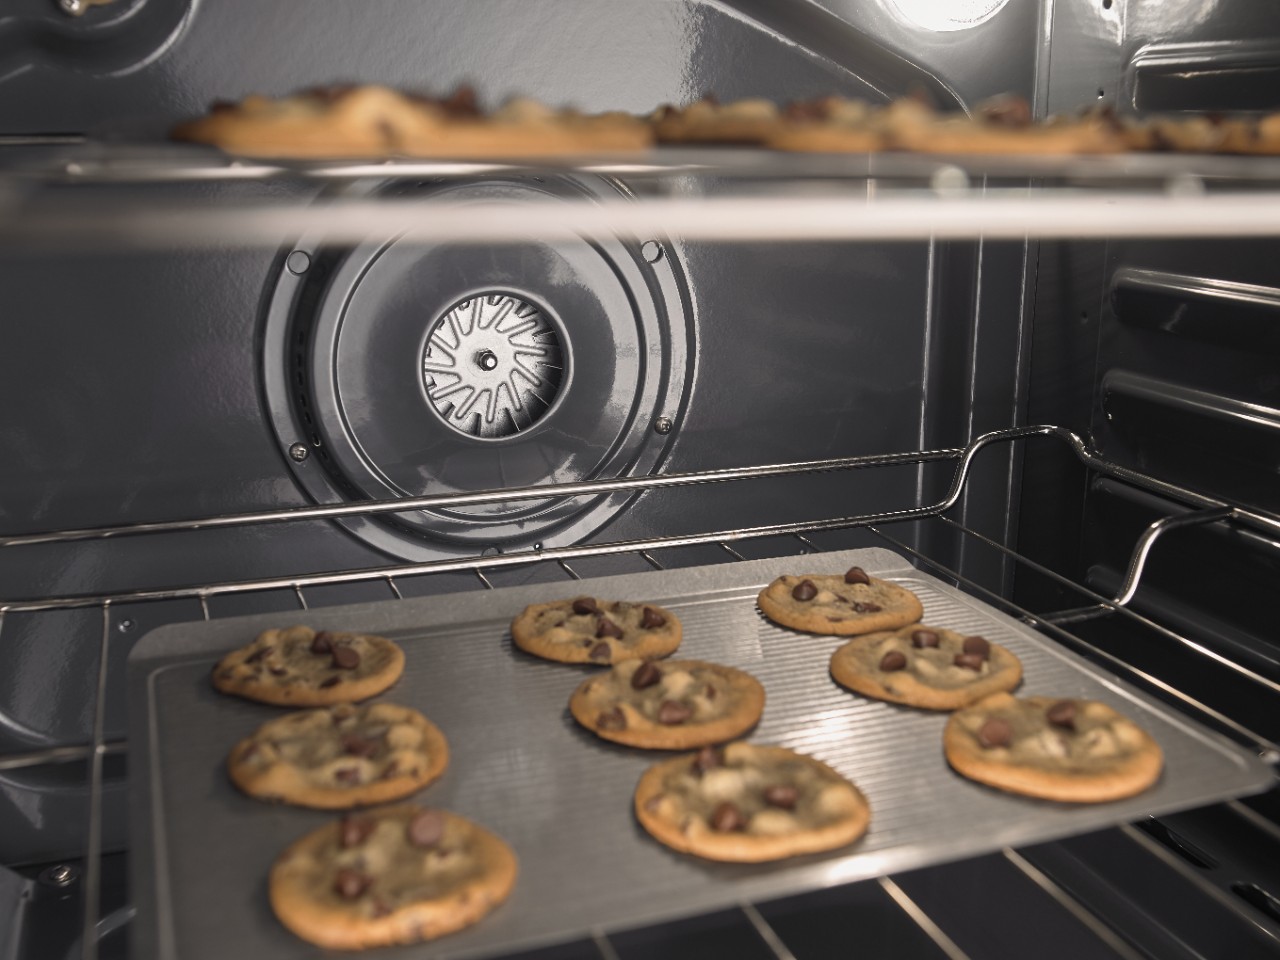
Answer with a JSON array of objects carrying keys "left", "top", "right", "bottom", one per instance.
[
  {"left": 569, "top": 659, "right": 765, "bottom": 749},
  {"left": 269, "top": 805, "right": 517, "bottom": 950},
  {"left": 510, "top": 597, "right": 682, "bottom": 664},
  {"left": 212, "top": 625, "right": 405, "bottom": 706},
  {"left": 650, "top": 97, "right": 782, "bottom": 145},
  {"left": 174, "top": 85, "right": 651, "bottom": 159},
  {"left": 757, "top": 566, "right": 923, "bottom": 636},
  {"left": 767, "top": 96, "right": 885, "bottom": 152},
  {"left": 227, "top": 702, "right": 448, "bottom": 809},
  {"left": 944, "top": 693, "right": 1164, "bottom": 803},
  {"left": 634, "top": 742, "right": 870, "bottom": 862},
  {"left": 830, "top": 624, "right": 1022, "bottom": 710}
]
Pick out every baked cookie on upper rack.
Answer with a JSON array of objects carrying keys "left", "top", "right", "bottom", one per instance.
[
  {"left": 634, "top": 742, "right": 870, "bottom": 862},
  {"left": 269, "top": 805, "right": 517, "bottom": 950},
  {"left": 173, "top": 84, "right": 651, "bottom": 159},
  {"left": 830, "top": 624, "right": 1022, "bottom": 710},
  {"left": 944, "top": 693, "right": 1164, "bottom": 802},
  {"left": 757, "top": 566, "right": 923, "bottom": 636},
  {"left": 511, "top": 596, "right": 682, "bottom": 664},
  {"left": 569, "top": 658, "right": 765, "bottom": 749},
  {"left": 212, "top": 625, "right": 405, "bottom": 706},
  {"left": 227, "top": 701, "right": 448, "bottom": 809}
]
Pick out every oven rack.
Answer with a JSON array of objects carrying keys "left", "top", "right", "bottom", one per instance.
[
  {"left": 5, "top": 144, "right": 1280, "bottom": 250},
  {"left": 6, "top": 141, "right": 1280, "bottom": 185},
  {"left": 3, "top": 423, "right": 1278, "bottom": 960}
]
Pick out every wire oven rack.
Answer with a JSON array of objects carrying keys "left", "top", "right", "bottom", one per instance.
[
  {"left": 2, "top": 422, "right": 1279, "bottom": 960},
  {"left": 4, "top": 144, "right": 1280, "bottom": 958}
]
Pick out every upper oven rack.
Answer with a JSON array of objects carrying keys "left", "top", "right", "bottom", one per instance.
[{"left": 5, "top": 145, "right": 1280, "bottom": 248}]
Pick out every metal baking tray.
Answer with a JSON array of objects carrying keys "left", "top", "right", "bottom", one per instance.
[{"left": 128, "top": 547, "right": 1275, "bottom": 959}]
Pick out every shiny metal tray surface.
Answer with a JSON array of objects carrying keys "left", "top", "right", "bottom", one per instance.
[{"left": 127, "top": 548, "right": 1274, "bottom": 959}]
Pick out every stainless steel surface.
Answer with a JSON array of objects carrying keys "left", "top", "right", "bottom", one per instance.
[
  {"left": 128, "top": 548, "right": 1274, "bottom": 960},
  {"left": 1112, "top": 506, "right": 1236, "bottom": 607},
  {"left": 82, "top": 604, "right": 110, "bottom": 960}
]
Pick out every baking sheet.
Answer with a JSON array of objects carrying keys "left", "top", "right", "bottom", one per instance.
[{"left": 128, "top": 547, "right": 1275, "bottom": 959}]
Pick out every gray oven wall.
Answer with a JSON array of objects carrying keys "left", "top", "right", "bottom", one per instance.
[{"left": 0, "top": 1, "right": 1042, "bottom": 864}]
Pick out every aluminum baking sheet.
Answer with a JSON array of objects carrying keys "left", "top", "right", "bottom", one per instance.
[{"left": 128, "top": 547, "right": 1275, "bottom": 959}]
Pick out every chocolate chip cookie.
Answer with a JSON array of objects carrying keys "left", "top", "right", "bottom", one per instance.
[
  {"left": 227, "top": 702, "right": 448, "bottom": 809},
  {"left": 174, "top": 85, "right": 651, "bottom": 159},
  {"left": 634, "top": 742, "right": 870, "bottom": 862},
  {"left": 944, "top": 693, "right": 1164, "bottom": 802},
  {"left": 212, "top": 625, "right": 405, "bottom": 706},
  {"left": 510, "top": 597, "right": 682, "bottom": 665},
  {"left": 569, "top": 659, "right": 765, "bottom": 749},
  {"left": 830, "top": 624, "right": 1022, "bottom": 710},
  {"left": 269, "top": 805, "right": 517, "bottom": 950},
  {"left": 650, "top": 96, "right": 783, "bottom": 145},
  {"left": 757, "top": 566, "right": 923, "bottom": 636}
]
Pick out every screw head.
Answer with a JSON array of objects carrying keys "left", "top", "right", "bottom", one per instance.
[
  {"left": 641, "top": 240, "right": 664, "bottom": 264},
  {"left": 117, "top": 618, "right": 135, "bottom": 634},
  {"left": 475, "top": 349, "right": 499, "bottom": 372},
  {"left": 57, "top": 0, "right": 85, "bottom": 15},
  {"left": 286, "top": 250, "right": 311, "bottom": 275},
  {"left": 653, "top": 416, "right": 673, "bottom": 435},
  {"left": 40, "top": 864, "right": 78, "bottom": 887},
  {"left": 288, "top": 443, "right": 310, "bottom": 462}
]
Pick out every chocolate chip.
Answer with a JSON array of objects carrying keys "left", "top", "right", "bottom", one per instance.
[
  {"left": 911, "top": 629, "right": 940, "bottom": 649},
  {"left": 704, "top": 683, "right": 717, "bottom": 701},
  {"left": 332, "top": 645, "right": 360, "bottom": 670},
  {"left": 320, "top": 676, "right": 341, "bottom": 688},
  {"left": 596, "top": 617, "right": 625, "bottom": 640},
  {"left": 335, "top": 767, "right": 362, "bottom": 784},
  {"left": 763, "top": 784, "right": 799, "bottom": 810},
  {"left": 962, "top": 636, "right": 990, "bottom": 659},
  {"left": 640, "top": 606, "right": 666, "bottom": 629},
  {"left": 978, "top": 717, "right": 1013, "bottom": 748},
  {"left": 268, "top": 666, "right": 287, "bottom": 676},
  {"left": 572, "top": 597, "right": 601, "bottom": 616},
  {"left": 879, "top": 651, "right": 908, "bottom": 671},
  {"left": 791, "top": 579, "right": 818, "bottom": 601},
  {"left": 333, "top": 868, "right": 372, "bottom": 900},
  {"left": 954, "top": 652, "right": 985, "bottom": 671},
  {"left": 588, "top": 641, "right": 612, "bottom": 661},
  {"left": 339, "top": 815, "right": 375, "bottom": 849},
  {"left": 597, "top": 707, "right": 627, "bottom": 731},
  {"left": 407, "top": 809, "right": 445, "bottom": 848},
  {"left": 441, "top": 84, "right": 479, "bottom": 117},
  {"left": 341, "top": 734, "right": 380, "bottom": 758},
  {"left": 693, "top": 746, "right": 722, "bottom": 773},
  {"left": 631, "top": 661, "right": 662, "bottom": 690},
  {"left": 310, "top": 631, "right": 335, "bottom": 654},
  {"left": 1046, "top": 700, "right": 1077, "bottom": 730},
  {"left": 852, "top": 601, "right": 882, "bottom": 614},
  {"left": 580, "top": 639, "right": 593, "bottom": 647},
  {"left": 245, "top": 647, "right": 269, "bottom": 663},
  {"left": 657, "top": 700, "right": 693, "bottom": 725},
  {"left": 844, "top": 566, "right": 871, "bottom": 585},
  {"left": 710, "top": 802, "right": 746, "bottom": 832}
]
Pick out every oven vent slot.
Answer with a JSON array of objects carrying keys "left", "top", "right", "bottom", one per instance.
[
  {"left": 1135, "top": 818, "right": 1218, "bottom": 870},
  {"left": 1100, "top": 371, "right": 1280, "bottom": 513},
  {"left": 1110, "top": 268, "right": 1280, "bottom": 355},
  {"left": 1126, "top": 40, "right": 1280, "bottom": 113},
  {"left": 1232, "top": 882, "right": 1280, "bottom": 924}
]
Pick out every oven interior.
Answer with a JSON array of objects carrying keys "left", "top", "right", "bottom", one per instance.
[{"left": 1, "top": 1, "right": 1279, "bottom": 958}]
